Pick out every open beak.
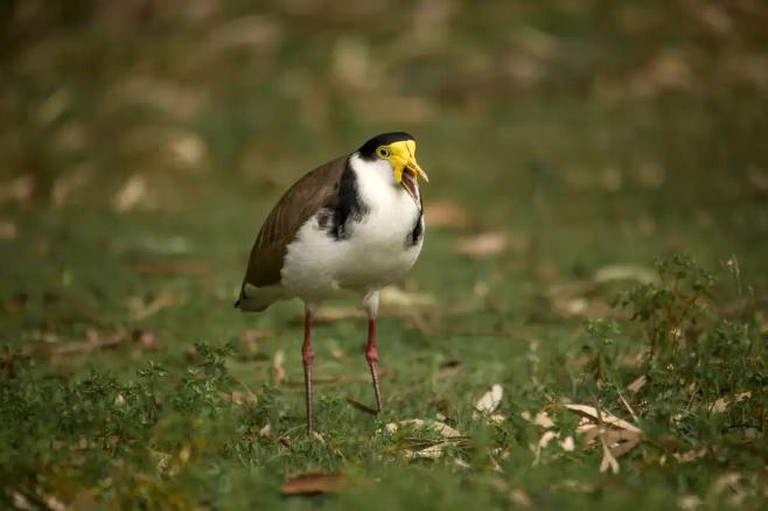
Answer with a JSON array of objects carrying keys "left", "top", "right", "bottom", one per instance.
[{"left": 389, "top": 140, "right": 429, "bottom": 204}]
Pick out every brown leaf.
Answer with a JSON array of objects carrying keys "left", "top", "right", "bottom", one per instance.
[
  {"left": 132, "top": 329, "right": 159, "bottom": 350},
  {"left": 114, "top": 174, "right": 151, "bottom": 212},
  {"left": 272, "top": 350, "right": 285, "bottom": 385},
  {"left": 565, "top": 402, "right": 643, "bottom": 471},
  {"left": 627, "top": 375, "right": 647, "bottom": 393},
  {"left": 51, "top": 329, "right": 127, "bottom": 357},
  {"left": 311, "top": 307, "right": 365, "bottom": 323},
  {"left": 379, "top": 285, "right": 436, "bottom": 308},
  {"left": 239, "top": 329, "right": 272, "bottom": 345},
  {"left": 561, "top": 436, "right": 575, "bottom": 452},
  {"left": 424, "top": 200, "right": 470, "bottom": 228},
  {"left": 748, "top": 166, "right": 768, "bottom": 194},
  {"left": 456, "top": 232, "right": 517, "bottom": 258},
  {"left": 206, "top": 15, "right": 281, "bottom": 55},
  {"left": 546, "top": 280, "right": 618, "bottom": 319},
  {"left": 281, "top": 473, "right": 346, "bottom": 496},
  {"left": 474, "top": 384, "right": 503, "bottom": 415},
  {"left": 520, "top": 410, "right": 555, "bottom": 429},
  {"left": 678, "top": 495, "right": 702, "bottom": 511},
  {"left": 1, "top": 292, "right": 28, "bottom": 313},
  {"left": 673, "top": 448, "right": 707, "bottom": 464},
  {"left": 385, "top": 418, "right": 462, "bottom": 438},
  {"left": 510, "top": 489, "right": 532, "bottom": 508},
  {"left": 125, "top": 291, "right": 187, "bottom": 320},
  {"left": 0, "top": 218, "right": 18, "bottom": 240},
  {"left": 437, "top": 359, "right": 462, "bottom": 379},
  {"left": 564, "top": 404, "right": 642, "bottom": 434},
  {"left": 709, "top": 391, "right": 751, "bottom": 413},
  {"left": 184, "top": 345, "right": 200, "bottom": 362},
  {"left": 404, "top": 443, "right": 448, "bottom": 459},
  {"left": 593, "top": 264, "right": 657, "bottom": 284},
  {"left": 0, "top": 175, "right": 34, "bottom": 205},
  {"left": 219, "top": 390, "right": 257, "bottom": 405},
  {"left": 599, "top": 438, "right": 620, "bottom": 474}
]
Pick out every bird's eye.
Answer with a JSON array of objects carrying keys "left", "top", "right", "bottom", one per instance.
[{"left": 376, "top": 146, "right": 390, "bottom": 159}]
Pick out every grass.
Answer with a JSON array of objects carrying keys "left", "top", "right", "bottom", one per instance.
[{"left": 1, "top": 1, "right": 768, "bottom": 509}]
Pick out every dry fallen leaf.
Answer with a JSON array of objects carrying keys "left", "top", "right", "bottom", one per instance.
[
  {"left": 239, "top": 329, "right": 272, "bottom": 345},
  {"left": 281, "top": 473, "right": 346, "bottom": 496},
  {"left": 219, "top": 390, "right": 257, "bottom": 405},
  {"left": 711, "top": 472, "right": 742, "bottom": 496},
  {"left": 125, "top": 291, "right": 187, "bottom": 320},
  {"left": 206, "top": 15, "right": 281, "bottom": 55},
  {"left": 456, "top": 232, "right": 513, "bottom": 258},
  {"left": 0, "top": 218, "right": 18, "bottom": 240},
  {"left": 748, "top": 166, "right": 768, "bottom": 194},
  {"left": 593, "top": 264, "right": 657, "bottom": 284},
  {"left": 510, "top": 488, "right": 532, "bottom": 508},
  {"left": 709, "top": 391, "right": 751, "bottom": 413},
  {"left": 311, "top": 307, "right": 365, "bottom": 323},
  {"left": 678, "top": 495, "right": 702, "bottom": 511},
  {"left": 563, "top": 402, "right": 643, "bottom": 474},
  {"left": 437, "top": 359, "right": 462, "bottom": 379},
  {"left": 404, "top": 443, "right": 449, "bottom": 460},
  {"left": 272, "top": 350, "right": 285, "bottom": 385},
  {"left": 379, "top": 285, "right": 436, "bottom": 308},
  {"left": 627, "top": 374, "right": 647, "bottom": 393},
  {"left": 13, "top": 490, "right": 68, "bottom": 511},
  {"left": 51, "top": 329, "right": 127, "bottom": 357},
  {"left": 673, "top": 448, "right": 707, "bottom": 464},
  {"left": 132, "top": 329, "right": 159, "bottom": 350},
  {"left": 488, "top": 414, "right": 505, "bottom": 424},
  {"left": 385, "top": 419, "right": 467, "bottom": 460},
  {"left": 385, "top": 418, "right": 462, "bottom": 438},
  {"left": 538, "top": 430, "right": 559, "bottom": 450},
  {"left": 114, "top": 174, "right": 151, "bottom": 212},
  {"left": 546, "top": 281, "right": 614, "bottom": 319},
  {"left": 563, "top": 404, "right": 642, "bottom": 434},
  {"left": 599, "top": 438, "right": 620, "bottom": 474},
  {"left": 0, "top": 175, "right": 34, "bottom": 205},
  {"left": 474, "top": 384, "right": 503, "bottom": 415},
  {"left": 533, "top": 430, "right": 560, "bottom": 465},
  {"left": 521, "top": 410, "right": 555, "bottom": 429},
  {"left": 424, "top": 200, "right": 470, "bottom": 228}
]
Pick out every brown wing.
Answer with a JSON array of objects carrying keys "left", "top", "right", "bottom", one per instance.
[{"left": 239, "top": 155, "right": 347, "bottom": 298}]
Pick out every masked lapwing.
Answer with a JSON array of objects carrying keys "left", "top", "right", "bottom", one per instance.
[{"left": 236, "top": 132, "right": 429, "bottom": 433}]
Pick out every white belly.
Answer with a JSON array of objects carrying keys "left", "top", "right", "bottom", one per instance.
[{"left": 281, "top": 183, "right": 423, "bottom": 303}]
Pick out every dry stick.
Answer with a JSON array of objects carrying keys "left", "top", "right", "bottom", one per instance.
[
  {"left": 52, "top": 336, "right": 125, "bottom": 357},
  {"left": 616, "top": 387, "right": 639, "bottom": 423}
]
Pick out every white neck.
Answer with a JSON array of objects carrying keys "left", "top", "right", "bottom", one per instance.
[{"left": 348, "top": 153, "right": 420, "bottom": 208}]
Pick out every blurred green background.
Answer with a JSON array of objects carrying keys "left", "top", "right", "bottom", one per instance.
[
  {"left": 2, "top": 0, "right": 767, "bottom": 332},
  {"left": 3, "top": 0, "right": 767, "bottom": 299},
  {"left": 1, "top": 0, "right": 768, "bottom": 509}
]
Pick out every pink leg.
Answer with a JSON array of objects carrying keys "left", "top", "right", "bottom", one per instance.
[
  {"left": 365, "top": 317, "right": 383, "bottom": 413},
  {"left": 302, "top": 307, "right": 315, "bottom": 433}
]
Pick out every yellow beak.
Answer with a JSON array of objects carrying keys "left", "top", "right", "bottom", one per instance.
[{"left": 388, "top": 140, "right": 429, "bottom": 200}]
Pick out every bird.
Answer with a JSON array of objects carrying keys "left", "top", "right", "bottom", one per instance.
[{"left": 235, "top": 132, "right": 429, "bottom": 433}]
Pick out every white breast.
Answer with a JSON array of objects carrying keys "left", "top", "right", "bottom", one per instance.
[{"left": 280, "top": 155, "right": 423, "bottom": 303}]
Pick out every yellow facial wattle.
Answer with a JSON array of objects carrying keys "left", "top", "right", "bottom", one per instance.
[{"left": 379, "top": 140, "right": 429, "bottom": 203}]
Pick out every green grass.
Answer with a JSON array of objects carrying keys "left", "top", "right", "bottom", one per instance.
[{"left": 2, "top": 1, "right": 768, "bottom": 509}]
